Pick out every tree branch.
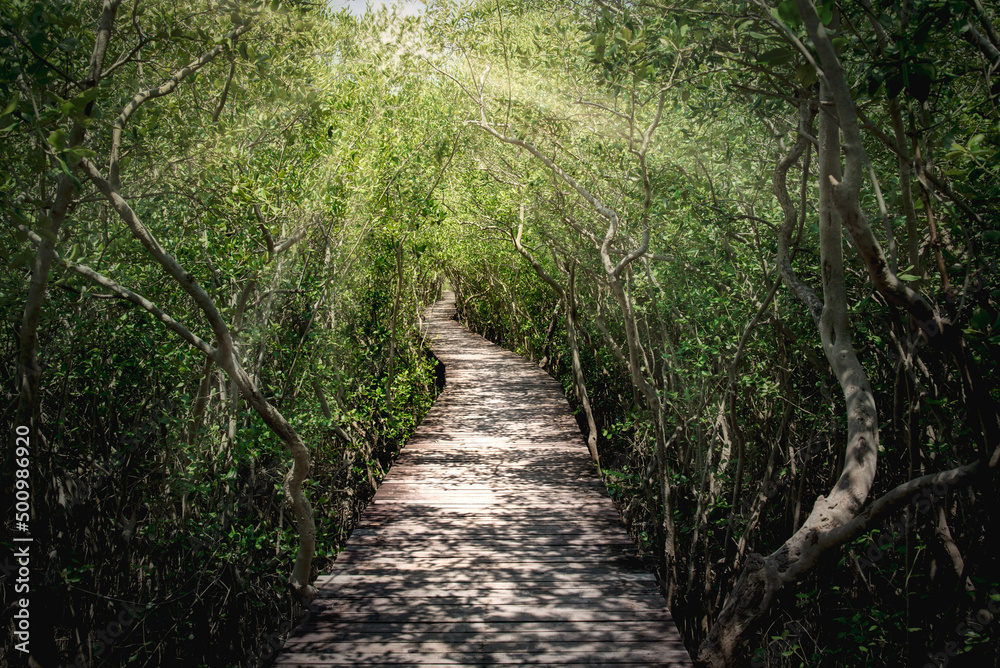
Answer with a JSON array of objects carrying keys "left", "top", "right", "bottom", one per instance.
[
  {"left": 109, "top": 23, "right": 252, "bottom": 187},
  {"left": 19, "top": 224, "right": 217, "bottom": 360},
  {"left": 82, "top": 158, "right": 238, "bottom": 361}
]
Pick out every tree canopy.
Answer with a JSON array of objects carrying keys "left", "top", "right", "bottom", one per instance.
[{"left": 2, "top": 0, "right": 998, "bottom": 666}]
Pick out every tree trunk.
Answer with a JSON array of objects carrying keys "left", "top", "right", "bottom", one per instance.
[
  {"left": 566, "top": 264, "right": 600, "bottom": 467},
  {"left": 16, "top": 0, "right": 121, "bottom": 430},
  {"left": 385, "top": 237, "right": 405, "bottom": 408},
  {"left": 83, "top": 161, "right": 317, "bottom": 598},
  {"left": 697, "top": 31, "right": 880, "bottom": 662},
  {"left": 188, "top": 358, "right": 216, "bottom": 446}
]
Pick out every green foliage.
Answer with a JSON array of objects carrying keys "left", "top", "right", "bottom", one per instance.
[
  {"left": 1, "top": 1, "right": 449, "bottom": 665},
  {"left": 423, "top": 0, "right": 999, "bottom": 665},
  {"left": 2, "top": 0, "right": 998, "bottom": 665}
]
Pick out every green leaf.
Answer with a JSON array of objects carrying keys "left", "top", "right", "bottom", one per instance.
[
  {"left": 818, "top": 2, "right": 834, "bottom": 25},
  {"left": 71, "top": 87, "right": 101, "bottom": 111},
  {"left": 758, "top": 48, "right": 795, "bottom": 66},
  {"left": 795, "top": 63, "right": 818, "bottom": 87},
  {"left": 48, "top": 129, "right": 67, "bottom": 150},
  {"left": 66, "top": 147, "right": 98, "bottom": 162},
  {"left": 9, "top": 249, "right": 35, "bottom": 268},
  {"left": 58, "top": 37, "right": 80, "bottom": 52},
  {"left": 593, "top": 33, "right": 605, "bottom": 62},
  {"left": 775, "top": 0, "right": 801, "bottom": 27},
  {"left": 886, "top": 72, "right": 904, "bottom": 99}
]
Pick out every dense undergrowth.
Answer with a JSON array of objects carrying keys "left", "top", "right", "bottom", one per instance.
[
  {"left": 1, "top": 266, "right": 442, "bottom": 667},
  {"left": 0, "top": 1, "right": 449, "bottom": 665},
  {"left": 3, "top": 0, "right": 1000, "bottom": 665}
]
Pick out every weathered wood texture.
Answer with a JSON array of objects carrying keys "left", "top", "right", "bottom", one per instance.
[{"left": 275, "top": 292, "right": 692, "bottom": 666}]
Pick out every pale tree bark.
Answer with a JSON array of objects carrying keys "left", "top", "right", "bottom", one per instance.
[
  {"left": 961, "top": 0, "right": 1000, "bottom": 70},
  {"left": 13, "top": 16, "right": 120, "bottom": 659},
  {"left": 85, "top": 15, "right": 316, "bottom": 594},
  {"left": 107, "top": 22, "right": 251, "bottom": 188},
  {"left": 698, "top": 0, "right": 1000, "bottom": 660},
  {"left": 774, "top": 102, "right": 821, "bottom": 327},
  {"left": 698, "top": 73, "right": 880, "bottom": 668},
  {"left": 801, "top": 0, "right": 999, "bottom": 456},
  {"left": 699, "top": 3, "right": 885, "bottom": 660},
  {"left": 213, "top": 59, "right": 237, "bottom": 123},
  {"left": 537, "top": 301, "right": 561, "bottom": 368},
  {"left": 796, "top": 2, "right": 939, "bottom": 334},
  {"left": 251, "top": 211, "right": 306, "bottom": 387},
  {"left": 728, "top": 103, "right": 814, "bottom": 565},
  {"left": 223, "top": 279, "right": 257, "bottom": 456},
  {"left": 74, "top": 19, "right": 313, "bottom": 592},
  {"left": 81, "top": 158, "right": 317, "bottom": 597},
  {"left": 189, "top": 358, "right": 216, "bottom": 446},
  {"left": 566, "top": 263, "right": 600, "bottom": 468}
]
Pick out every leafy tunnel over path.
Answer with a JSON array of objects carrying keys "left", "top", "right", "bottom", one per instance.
[{"left": 2, "top": 0, "right": 999, "bottom": 666}]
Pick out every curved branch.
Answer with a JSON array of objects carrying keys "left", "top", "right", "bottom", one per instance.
[
  {"left": 82, "top": 158, "right": 238, "bottom": 361},
  {"left": 797, "top": 1, "right": 942, "bottom": 339},
  {"left": 19, "top": 225, "right": 216, "bottom": 359},
  {"left": 15, "top": 0, "right": 122, "bottom": 432},
  {"left": 774, "top": 102, "right": 823, "bottom": 326},
  {"left": 470, "top": 120, "right": 620, "bottom": 223},
  {"left": 109, "top": 23, "right": 252, "bottom": 187},
  {"left": 827, "top": 462, "right": 981, "bottom": 549},
  {"left": 3, "top": 26, "right": 81, "bottom": 86}
]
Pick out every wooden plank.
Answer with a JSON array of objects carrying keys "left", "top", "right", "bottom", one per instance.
[
  {"left": 286, "top": 620, "right": 679, "bottom": 638},
  {"left": 280, "top": 641, "right": 684, "bottom": 655},
  {"left": 274, "top": 291, "right": 692, "bottom": 666},
  {"left": 322, "top": 572, "right": 657, "bottom": 585},
  {"left": 322, "top": 571, "right": 657, "bottom": 585},
  {"left": 345, "top": 536, "right": 639, "bottom": 547},
  {"left": 321, "top": 585, "right": 662, "bottom": 598},
  {"left": 310, "top": 591, "right": 670, "bottom": 608},
  {"left": 273, "top": 651, "right": 689, "bottom": 666},
  {"left": 298, "top": 613, "right": 673, "bottom": 626}
]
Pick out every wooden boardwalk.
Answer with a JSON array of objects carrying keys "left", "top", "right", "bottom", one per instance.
[{"left": 275, "top": 292, "right": 692, "bottom": 667}]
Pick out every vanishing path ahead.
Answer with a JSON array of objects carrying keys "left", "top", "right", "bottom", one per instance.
[{"left": 276, "top": 291, "right": 692, "bottom": 666}]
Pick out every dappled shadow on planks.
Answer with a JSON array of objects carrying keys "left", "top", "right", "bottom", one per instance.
[{"left": 274, "top": 291, "right": 692, "bottom": 666}]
